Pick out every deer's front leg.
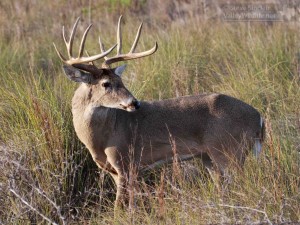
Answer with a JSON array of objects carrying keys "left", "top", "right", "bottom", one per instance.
[
  {"left": 105, "top": 147, "right": 130, "bottom": 210},
  {"left": 112, "top": 173, "right": 128, "bottom": 209}
]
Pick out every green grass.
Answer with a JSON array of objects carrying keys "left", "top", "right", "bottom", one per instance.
[{"left": 0, "top": 1, "right": 299, "bottom": 224}]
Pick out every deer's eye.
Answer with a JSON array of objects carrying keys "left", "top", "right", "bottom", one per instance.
[{"left": 102, "top": 82, "right": 111, "bottom": 88}]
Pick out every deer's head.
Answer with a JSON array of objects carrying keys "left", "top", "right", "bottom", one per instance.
[{"left": 54, "top": 16, "right": 157, "bottom": 112}]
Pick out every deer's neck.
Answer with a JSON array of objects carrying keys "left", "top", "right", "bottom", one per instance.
[{"left": 71, "top": 85, "right": 117, "bottom": 155}]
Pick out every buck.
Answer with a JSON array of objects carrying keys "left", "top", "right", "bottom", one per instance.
[{"left": 54, "top": 16, "right": 264, "bottom": 208}]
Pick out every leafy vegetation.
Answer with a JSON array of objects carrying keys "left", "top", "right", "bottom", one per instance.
[{"left": 0, "top": 1, "right": 299, "bottom": 224}]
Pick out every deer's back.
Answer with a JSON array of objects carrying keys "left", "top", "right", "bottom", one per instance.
[
  {"left": 122, "top": 93, "right": 261, "bottom": 150},
  {"left": 133, "top": 93, "right": 260, "bottom": 132}
]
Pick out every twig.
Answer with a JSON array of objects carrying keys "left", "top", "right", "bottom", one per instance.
[
  {"left": 33, "top": 186, "right": 67, "bottom": 225},
  {"left": 218, "top": 204, "right": 273, "bottom": 225},
  {"left": 9, "top": 188, "right": 59, "bottom": 225}
]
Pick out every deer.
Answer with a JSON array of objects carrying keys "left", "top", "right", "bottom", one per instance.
[{"left": 53, "top": 16, "right": 264, "bottom": 209}]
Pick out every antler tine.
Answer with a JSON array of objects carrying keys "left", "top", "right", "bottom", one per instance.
[
  {"left": 130, "top": 22, "right": 143, "bottom": 53},
  {"left": 99, "top": 36, "right": 109, "bottom": 61},
  {"left": 78, "top": 24, "right": 93, "bottom": 58},
  {"left": 85, "top": 50, "right": 96, "bottom": 66},
  {"left": 103, "top": 16, "right": 158, "bottom": 67},
  {"left": 55, "top": 25, "right": 69, "bottom": 62},
  {"left": 53, "top": 43, "right": 67, "bottom": 62},
  {"left": 54, "top": 17, "right": 117, "bottom": 67},
  {"left": 99, "top": 36, "right": 105, "bottom": 53},
  {"left": 68, "top": 17, "right": 80, "bottom": 58},
  {"left": 117, "top": 15, "right": 122, "bottom": 55},
  {"left": 62, "top": 26, "right": 68, "bottom": 49}
]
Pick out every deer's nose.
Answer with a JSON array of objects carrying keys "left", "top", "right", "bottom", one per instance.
[
  {"left": 132, "top": 99, "right": 140, "bottom": 110},
  {"left": 120, "top": 97, "right": 140, "bottom": 112}
]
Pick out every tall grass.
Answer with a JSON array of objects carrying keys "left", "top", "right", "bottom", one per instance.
[{"left": 0, "top": 1, "right": 299, "bottom": 224}]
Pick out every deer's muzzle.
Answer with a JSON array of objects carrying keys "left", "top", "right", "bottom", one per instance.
[{"left": 120, "top": 98, "right": 140, "bottom": 112}]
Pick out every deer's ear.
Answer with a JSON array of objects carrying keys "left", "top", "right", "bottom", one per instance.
[
  {"left": 114, "top": 64, "right": 127, "bottom": 77},
  {"left": 62, "top": 65, "right": 94, "bottom": 83}
]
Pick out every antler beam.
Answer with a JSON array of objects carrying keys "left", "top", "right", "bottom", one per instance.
[{"left": 101, "top": 15, "right": 158, "bottom": 68}]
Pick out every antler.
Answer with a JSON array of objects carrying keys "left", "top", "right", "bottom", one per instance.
[
  {"left": 100, "top": 15, "right": 158, "bottom": 68},
  {"left": 53, "top": 17, "right": 116, "bottom": 66}
]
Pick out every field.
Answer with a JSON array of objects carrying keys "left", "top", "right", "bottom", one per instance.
[{"left": 0, "top": 1, "right": 299, "bottom": 224}]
